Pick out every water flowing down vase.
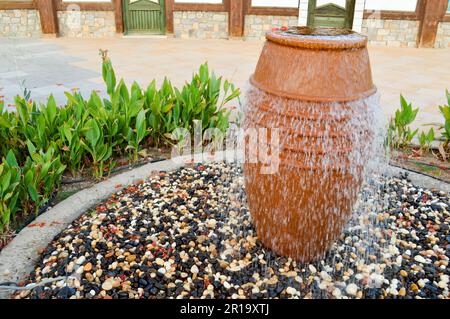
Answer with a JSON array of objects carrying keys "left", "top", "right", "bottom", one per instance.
[{"left": 243, "top": 27, "right": 378, "bottom": 262}]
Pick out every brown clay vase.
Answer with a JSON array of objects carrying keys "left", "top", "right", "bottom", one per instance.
[{"left": 243, "top": 27, "right": 377, "bottom": 262}]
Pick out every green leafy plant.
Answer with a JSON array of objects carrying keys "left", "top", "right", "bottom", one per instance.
[
  {"left": 13, "top": 96, "right": 62, "bottom": 157},
  {"left": 125, "top": 109, "right": 148, "bottom": 162},
  {"left": 0, "top": 101, "right": 21, "bottom": 156},
  {"left": 81, "top": 119, "right": 113, "bottom": 179},
  {"left": 438, "top": 90, "right": 450, "bottom": 151},
  {"left": 146, "top": 79, "right": 176, "bottom": 146},
  {"left": 100, "top": 49, "right": 116, "bottom": 97},
  {"left": 20, "top": 80, "right": 32, "bottom": 102},
  {"left": 174, "top": 63, "right": 239, "bottom": 134},
  {"left": 0, "top": 54, "right": 242, "bottom": 236},
  {"left": 418, "top": 128, "right": 435, "bottom": 151},
  {"left": 0, "top": 151, "right": 21, "bottom": 232},
  {"left": 387, "top": 95, "right": 419, "bottom": 148},
  {"left": 21, "top": 142, "right": 66, "bottom": 215},
  {"left": 59, "top": 119, "right": 85, "bottom": 176}
]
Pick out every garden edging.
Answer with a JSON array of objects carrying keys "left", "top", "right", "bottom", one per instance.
[
  {"left": 385, "top": 165, "right": 450, "bottom": 193},
  {"left": 0, "top": 155, "right": 447, "bottom": 298},
  {"left": 0, "top": 157, "right": 183, "bottom": 298}
]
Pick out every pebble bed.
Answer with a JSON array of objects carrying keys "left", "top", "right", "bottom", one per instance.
[{"left": 15, "top": 163, "right": 450, "bottom": 299}]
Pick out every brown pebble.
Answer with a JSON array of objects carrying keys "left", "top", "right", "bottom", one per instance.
[
  {"left": 84, "top": 262, "right": 93, "bottom": 272},
  {"left": 126, "top": 255, "right": 137, "bottom": 262},
  {"left": 85, "top": 273, "right": 94, "bottom": 282}
]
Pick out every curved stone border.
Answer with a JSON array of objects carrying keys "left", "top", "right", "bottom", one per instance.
[
  {"left": 384, "top": 164, "right": 450, "bottom": 193},
  {"left": 0, "top": 152, "right": 447, "bottom": 298},
  {"left": 0, "top": 158, "right": 184, "bottom": 298}
]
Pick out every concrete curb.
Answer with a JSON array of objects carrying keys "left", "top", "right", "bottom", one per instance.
[
  {"left": 384, "top": 164, "right": 450, "bottom": 193},
  {"left": 0, "top": 153, "right": 447, "bottom": 298},
  {"left": 0, "top": 158, "right": 183, "bottom": 298}
]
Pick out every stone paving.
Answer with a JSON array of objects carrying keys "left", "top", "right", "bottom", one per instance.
[{"left": 0, "top": 36, "right": 449, "bottom": 130}]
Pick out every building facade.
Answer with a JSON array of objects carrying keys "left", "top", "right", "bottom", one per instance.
[{"left": 0, "top": 0, "right": 449, "bottom": 48}]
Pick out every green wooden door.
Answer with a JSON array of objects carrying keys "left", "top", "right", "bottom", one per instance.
[
  {"left": 307, "top": 0, "right": 356, "bottom": 29},
  {"left": 123, "top": 0, "right": 165, "bottom": 34}
]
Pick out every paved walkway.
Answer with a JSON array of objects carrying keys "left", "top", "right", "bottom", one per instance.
[{"left": 1, "top": 37, "right": 449, "bottom": 130}]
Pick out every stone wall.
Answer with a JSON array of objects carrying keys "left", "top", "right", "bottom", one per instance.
[
  {"left": 244, "top": 15, "right": 298, "bottom": 40},
  {"left": 435, "top": 22, "right": 450, "bottom": 48},
  {"left": 57, "top": 11, "right": 116, "bottom": 38},
  {"left": 173, "top": 11, "right": 228, "bottom": 39},
  {"left": 361, "top": 18, "right": 419, "bottom": 48},
  {"left": 0, "top": 9, "right": 42, "bottom": 38}
]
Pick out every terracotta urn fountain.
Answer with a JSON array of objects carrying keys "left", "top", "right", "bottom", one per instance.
[{"left": 243, "top": 27, "right": 378, "bottom": 262}]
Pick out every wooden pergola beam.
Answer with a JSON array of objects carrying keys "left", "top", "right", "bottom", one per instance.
[
  {"left": 165, "top": 0, "right": 174, "bottom": 34},
  {"left": 113, "top": 0, "right": 124, "bottom": 33},
  {"left": 229, "top": 0, "right": 246, "bottom": 37},
  {"left": 417, "top": 0, "right": 448, "bottom": 48},
  {"left": 35, "top": 0, "right": 58, "bottom": 36},
  {"left": 0, "top": 1, "right": 36, "bottom": 10}
]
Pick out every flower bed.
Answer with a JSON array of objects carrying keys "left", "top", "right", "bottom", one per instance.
[
  {"left": 14, "top": 163, "right": 450, "bottom": 299},
  {"left": 0, "top": 53, "right": 240, "bottom": 238},
  {"left": 387, "top": 91, "right": 450, "bottom": 182}
]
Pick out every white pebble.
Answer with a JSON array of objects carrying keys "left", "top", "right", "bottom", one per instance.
[
  {"left": 76, "top": 256, "right": 86, "bottom": 265},
  {"left": 368, "top": 273, "right": 384, "bottom": 288},
  {"left": 286, "top": 287, "right": 297, "bottom": 295},
  {"left": 155, "top": 258, "right": 164, "bottom": 266},
  {"left": 438, "top": 281, "right": 447, "bottom": 289},
  {"left": 332, "top": 288, "right": 342, "bottom": 298},
  {"left": 158, "top": 267, "right": 166, "bottom": 275},
  {"left": 308, "top": 265, "right": 317, "bottom": 274},
  {"left": 414, "top": 255, "right": 428, "bottom": 264},
  {"left": 418, "top": 279, "right": 426, "bottom": 288},
  {"left": 346, "top": 283, "right": 358, "bottom": 296},
  {"left": 190, "top": 265, "right": 199, "bottom": 274},
  {"left": 320, "top": 271, "right": 332, "bottom": 281}
]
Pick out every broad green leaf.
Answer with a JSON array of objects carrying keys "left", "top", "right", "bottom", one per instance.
[
  {"left": 136, "top": 110, "right": 147, "bottom": 143},
  {"left": 46, "top": 95, "right": 58, "bottom": 124},
  {"left": 28, "top": 185, "right": 39, "bottom": 202},
  {"left": 5, "top": 150, "right": 18, "bottom": 168},
  {"left": 85, "top": 119, "right": 101, "bottom": 147}
]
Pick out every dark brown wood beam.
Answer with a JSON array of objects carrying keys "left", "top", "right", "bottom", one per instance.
[
  {"left": 417, "top": 0, "right": 448, "bottom": 47},
  {"left": 35, "top": 0, "right": 58, "bottom": 35},
  {"left": 173, "top": 2, "right": 228, "bottom": 13},
  {"left": 246, "top": 7, "right": 298, "bottom": 16},
  {"left": 229, "top": 0, "right": 245, "bottom": 37},
  {"left": 55, "top": 1, "right": 114, "bottom": 11},
  {"left": 113, "top": 0, "right": 123, "bottom": 33},
  {"left": 165, "top": 0, "right": 174, "bottom": 34},
  {"left": 245, "top": 0, "right": 298, "bottom": 17},
  {"left": 0, "top": 1, "right": 36, "bottom": 10},
  {"left": 363, "top": 10, "right": 418, "bottom": 21}
]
